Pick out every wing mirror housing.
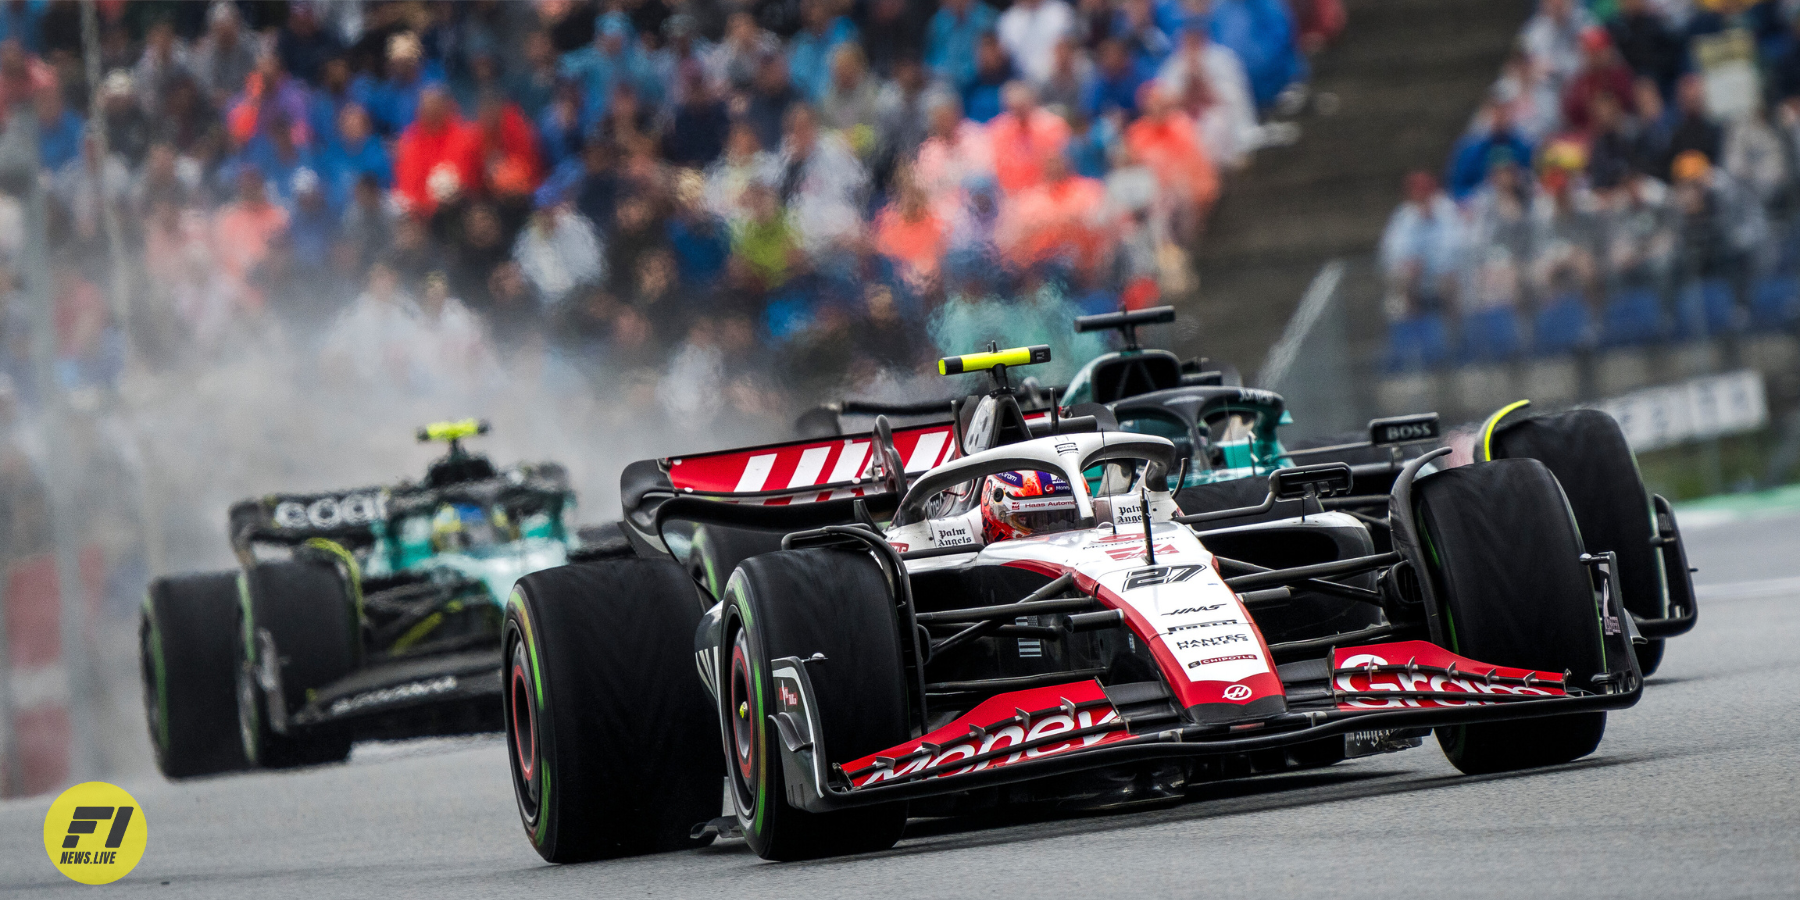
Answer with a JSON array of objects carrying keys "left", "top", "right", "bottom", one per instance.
[
  {"left": 1176, "top": 463, "right": 1353, "bottom": 526},
  {"left": 1271, "top": 463, "right": 1354, "bottom": 501}
]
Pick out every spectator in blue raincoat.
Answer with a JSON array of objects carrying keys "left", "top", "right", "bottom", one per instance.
[
  {"left": 318, "top": 104, "right": 392, "bottom": 212},
  {"left": 1084, "top": 38, "right": 1153, "bottom": 117},
  {"left": 925, "top": 0, "right": 999, "bottom": 92},
  {"left": 1445, "top": 100, "right": 1534, "bottom": 200},
  {"left": 34, "top": 84, "right": 82, "bottom": 170},
  {"left": 0, "top": 1, "right": 45, "bottom": 53},
  {"left": 1203, "top": 0, "right": 1301, "bottom": 109},
  {"left": 352, "top": 32, "right": 445, "bottom": 137},
  {"left": 788, "top": 0, "right": 859, "bottom": 101},
  {"left": 559, "top": 12, "right": 659, "bottom": 127}
]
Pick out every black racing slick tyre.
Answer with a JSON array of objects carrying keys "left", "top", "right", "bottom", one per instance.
[
  {"left": 688, "top": 525, "right": 785, "bottom": 602},
  {"left": 1414, "top": 459, "right": 1608, "bottom": 775},
  {"left": 504, "top": 559, "right": 720, "bottom": 863},
  {"left": 141, "top": 572, "right": 250, "bottom": 778},
  {"left": 1487, "top": 409, "right": 1668, "bottom": 676},
  {"left": 236, "top": 560, "right": 356, "bottom": 768},
  {"left": 723, "top": 548, "right": 910, "bottom": 861}
]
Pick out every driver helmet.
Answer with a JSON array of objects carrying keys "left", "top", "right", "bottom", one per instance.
[
  {"left": 432, "top": 501, "right": 501, "bottom": 551},
  {"left": 981, "top": 470, "right": 1081, "bottom": 542}
]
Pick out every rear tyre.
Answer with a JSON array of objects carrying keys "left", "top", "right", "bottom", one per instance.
[
  {"left": 504, "top": 559, "right": 720, "bottom": 863},
  {"left": 723, "top": 548, "right": 910, "bottom": 861},
  {"left": 236, "top": 560, "right": 357, "bottom": 768},
  {"left": 1414, "top": 459, "right": 1608, "bottom": 775},
  {"left": 141, "top": 572, "right": 250, "bottom": 778},
  {"left": 1489, "top": 410, "right": 1667, "bottom": 675},
  {"left": 688, "top": 525, "right": 785, "bottom": 602}
]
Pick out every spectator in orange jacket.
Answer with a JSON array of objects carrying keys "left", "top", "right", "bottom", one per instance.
[
  {"left": 225, "top": 52, "right": 311, "bottom": 150},
  {"left": 997, "top": 151, "right": 1108, "bottom": 272},
  {"left": 874, "top": 165, "right": 949, "bottom": 289},
  {"left": 459, "top": 92, "right": 543, "bottom": 199},
  {"left": 394, "top": 87, "right": 477, "bottom": 214},
  {"left": 987, "top": 81, "right": 1070, "bottom": 195},
  {"left": 1124, "top": 84, "right": 1218, "bottom": 226},
  {"left": 212, "top": 167, "right": 290, "bottom": 312}
]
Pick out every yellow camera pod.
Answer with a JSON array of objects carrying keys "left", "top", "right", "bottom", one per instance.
[
  {"left": 937, "top": 345, "right": 1052, "bottom": 376},
  {"left": 417, "top": 418, "right": 491, "bottom": 443}
]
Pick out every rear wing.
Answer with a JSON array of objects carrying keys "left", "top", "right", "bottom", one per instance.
[
  {"left": 229, "top": 465, "right": 576, "bottom": 556},
  {"left": 229, "top": 487, "right": 389, "bottom": 555},
  {"left": 619, "top": 421, "right": 961, "bottom": 551}
]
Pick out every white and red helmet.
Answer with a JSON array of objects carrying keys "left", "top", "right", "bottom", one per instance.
[{"left": 980, "top": 469, "right": 1082, "bottom": 542}]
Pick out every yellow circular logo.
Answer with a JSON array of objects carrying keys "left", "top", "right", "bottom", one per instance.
[{"left": 41, "top": 782, "right": 148, "bottom": 885}]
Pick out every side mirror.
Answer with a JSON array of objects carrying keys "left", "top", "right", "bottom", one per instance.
[
  {"left": 1271, "top": 463, "right": 1353, "bottom": 501},
  {"left": 1368, "top": 413, "right": 1440, "bottom": 447},
  {"left": 1175, "top": 462, "right": 1352, "bottom": 526}
]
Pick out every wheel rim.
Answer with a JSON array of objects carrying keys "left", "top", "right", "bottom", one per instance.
[
  {"left": 726, "top": 627, "right": 759, "bottom": 816},
  {"left": 505, "top": 636, "right": 541, "bottom": 816}
]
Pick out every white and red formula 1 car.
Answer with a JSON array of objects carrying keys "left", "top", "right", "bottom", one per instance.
[{"left": 501, "top": 345, "right": 1645, "bottom": 863}]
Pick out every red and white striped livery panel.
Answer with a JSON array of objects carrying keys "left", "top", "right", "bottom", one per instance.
[{"left": 665, "top": 423, "right": 960, "bottom": 502}]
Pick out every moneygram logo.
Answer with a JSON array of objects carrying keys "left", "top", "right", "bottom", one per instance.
[{"left": 42, "top": 781, "right": 148, "bottom": 885}]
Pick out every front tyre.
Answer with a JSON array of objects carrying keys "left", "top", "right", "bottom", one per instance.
[
  {"left": 723, "top": 548, "right": 910, "bottom": 861},
  {"left": 504, "top": 559, "right": 720, "bottom": 863},
  {"left": 1487, "top": 409, "right": 1669, "bottom": 675},
  {"left": 1415, "top": 458, "right": 1608, "bottom": 775},
  {"left": 141, "top": 572, "right": 249, "bottom": 778}
]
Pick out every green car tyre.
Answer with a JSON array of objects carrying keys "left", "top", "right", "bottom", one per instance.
[
  {"left": 236, "top": 559, "right": 357, "bottom": 768},
  {"left": 141, "top": 572, "right": 250, "bottom": 778}
]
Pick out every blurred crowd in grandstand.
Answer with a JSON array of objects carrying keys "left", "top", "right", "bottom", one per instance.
[
  {"left": 0, "top": 0, "right": 1339, "bottom": 424},
  {"left": 1382, "top": 0, "right": 1800, "bottom": 372}
]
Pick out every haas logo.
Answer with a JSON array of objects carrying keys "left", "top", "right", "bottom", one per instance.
[{"left": 1222, "top": 684, "right": 1253, "bottom": 701}]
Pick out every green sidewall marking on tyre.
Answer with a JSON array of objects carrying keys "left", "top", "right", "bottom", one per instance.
[
  {"left": 141, "top": 594, "right": 170, "bottom": 752},
  {"left": 236, "top": 572, "right": 255, "bottom": 668},
  {"left": 508, "top": 588, "right": 551, "bottom": 846},
  {"left": 235, "top": 572, "right": 264, "bottom": 764}
]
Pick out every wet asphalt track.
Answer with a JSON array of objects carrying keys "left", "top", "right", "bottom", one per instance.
[{"left": 4, "top": 513, "right": 1799, "bottom": 899}]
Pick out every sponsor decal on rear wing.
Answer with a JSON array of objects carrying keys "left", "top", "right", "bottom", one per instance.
[
  {"left": 229, "top": 488, "right": 390, "bottom": 548},
  {"left": 664, "top": 422, "right": 960, "bottom": 505}
]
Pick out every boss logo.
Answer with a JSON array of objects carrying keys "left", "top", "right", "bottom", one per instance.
[
  {"left": 1380, "top": 424, "right": 1434, "bottom": 441},
  {"left": 1370, "top": 414, "right": 1440, "bottom": 446}
]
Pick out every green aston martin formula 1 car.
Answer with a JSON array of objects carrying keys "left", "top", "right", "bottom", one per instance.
[{"left": 140, "top": 420, "right": 605, "bottom": 777}]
